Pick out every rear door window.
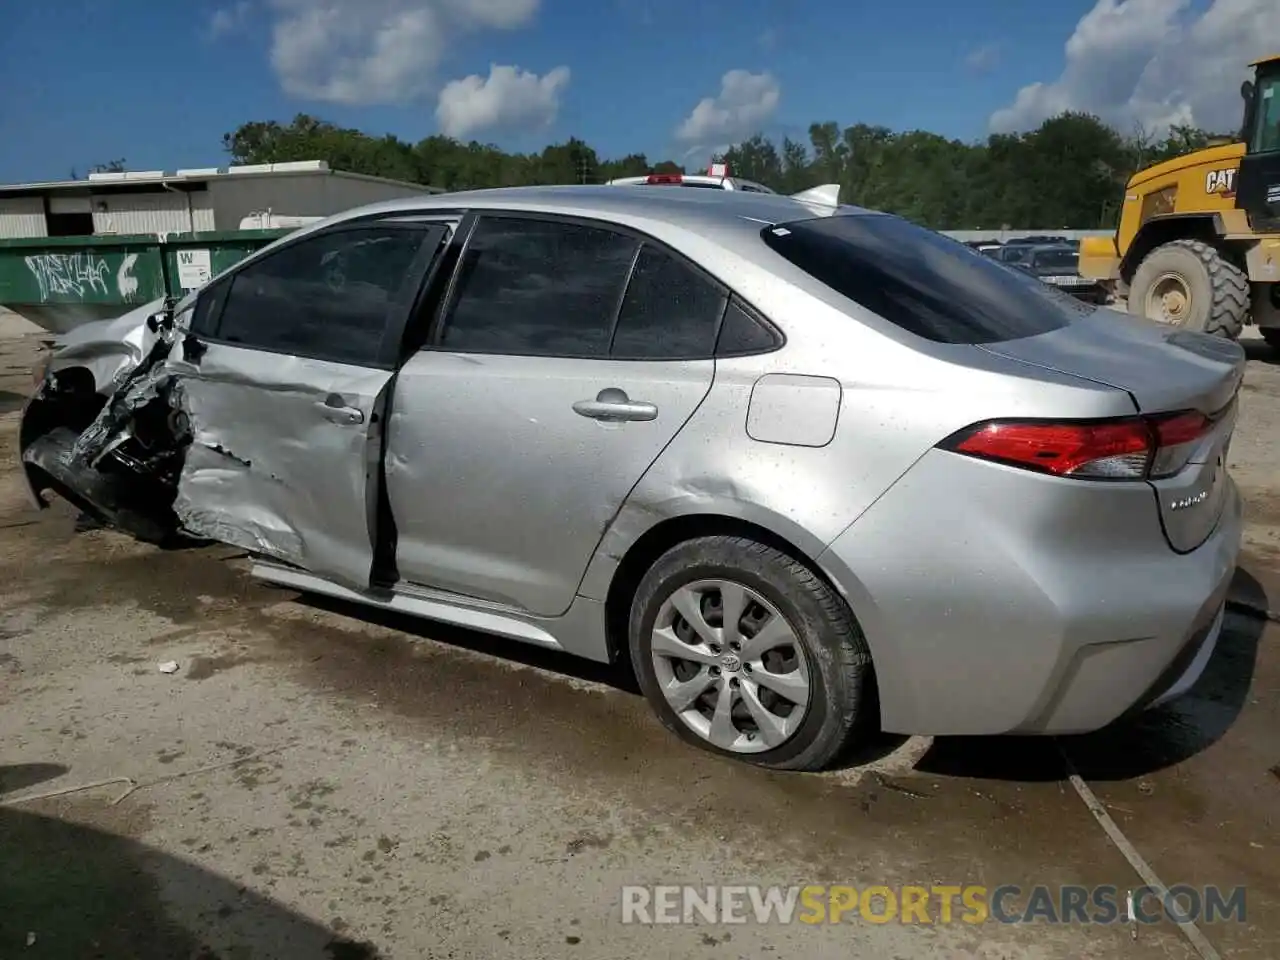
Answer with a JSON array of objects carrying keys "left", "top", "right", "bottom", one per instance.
[
  {"left": 610, "top": 245, "right": 727, "bottom": 359},
  {"left": 439, "top": 216, "right": 639, "bottom": 357},
  {"left": 762, "top": 215, "right": 1089, "bottom": 344}
]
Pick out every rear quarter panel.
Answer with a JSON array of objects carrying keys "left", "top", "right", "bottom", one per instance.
[{"left": 577, "top": 264, "right": 1143, "bottom": 606}]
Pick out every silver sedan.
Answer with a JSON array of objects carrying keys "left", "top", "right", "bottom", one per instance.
[{"left": 20, "top": 184, "right": 1243, "bottom": 770}]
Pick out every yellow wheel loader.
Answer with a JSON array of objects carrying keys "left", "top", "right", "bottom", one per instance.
[{"left": 1080, "top": 55, "right": 1280, "bottom": 343}]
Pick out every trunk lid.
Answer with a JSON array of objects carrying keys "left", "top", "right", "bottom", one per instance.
[{"left": 978, "top": 308, "right": 1245, "bottom": 553}]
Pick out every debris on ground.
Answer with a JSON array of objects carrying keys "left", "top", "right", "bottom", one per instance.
[{"left": 158, "top": 660, "right": 180, "bottom": 674}]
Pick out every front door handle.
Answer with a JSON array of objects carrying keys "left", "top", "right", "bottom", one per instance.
[
  {"left": 573, "top": 387, "right": 658, "bottom": 422},
  {"left": 318, "top": 393, "right": 365, "bottom": 425}
]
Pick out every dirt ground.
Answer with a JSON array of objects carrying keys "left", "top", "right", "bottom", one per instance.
[{"left": 0, "top": 319, "right": 1277, "bottom": 959}]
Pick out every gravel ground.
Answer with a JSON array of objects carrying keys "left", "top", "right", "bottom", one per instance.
[{"left": 0, "top": 319, "right": 1276, "bottom": 959}]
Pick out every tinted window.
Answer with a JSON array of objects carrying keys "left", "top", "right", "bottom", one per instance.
[
  {"left": 610, "top": 246, "right": 727, "bottom": 359},
  {"left": 1034, "top": 249, "right": 1079, "bottom": 269},
  {"left": 763, "top": 215, "right": 1088, "bottom": 344},
  {"left": 1251, "top": 76, "right": 1280, "bottom": 154},
  {"left": 716, "top": 299, "right": 781, "bottom": 355},
  {"left": 441, "top": 217, "right": 639, "bottom": 357},
  {"left": 190, "top": 279, "right": 229, "bottom": 337},
  {"left": 216, "top": 227, "right": 430, "bottom": 364}
]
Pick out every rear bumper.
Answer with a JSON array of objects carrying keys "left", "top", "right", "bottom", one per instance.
[{"left": 817, "top": 448, "right": 1242, "bottom": 736}]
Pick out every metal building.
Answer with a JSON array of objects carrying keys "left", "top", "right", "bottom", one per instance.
[{"left": 0, "top": 161, "right": 441, "bottom": 239}]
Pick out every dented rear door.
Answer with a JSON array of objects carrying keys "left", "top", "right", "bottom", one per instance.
[{"left": 166, "top": 221, "right": 448, "bottom": 589}]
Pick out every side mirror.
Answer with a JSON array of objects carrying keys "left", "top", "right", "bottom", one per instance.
[
  {"left": 1241, "top": 80, "right": 1255, "bottom": 102},
  {"left": 145, "top": 297, "right": 178, "bottom": 333}
]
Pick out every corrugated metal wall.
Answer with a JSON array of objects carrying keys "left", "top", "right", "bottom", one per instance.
[
  {"left": 0, "top": 197, "right": 48, "bottom": 238},
  {"left": 92, "top": 190, "right": 214, "bottom": 235},
  {"left": 208, "top": 173, "right": 431, "bottom": 228}
]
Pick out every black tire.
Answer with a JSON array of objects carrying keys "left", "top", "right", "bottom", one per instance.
[
  {"left": 628, "top": 535, "right": 872, "bottom": 771},
  {"left": 1128, "top": 239, "right": 1248, "bottom": 339}
]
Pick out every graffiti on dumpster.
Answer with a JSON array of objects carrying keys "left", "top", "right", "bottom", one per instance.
[
  {"left": 24, "top": 252, "right": 113, "bottom": 302},
  {"left": 117, "top": 254, "right": 140, "bottom": 300}
]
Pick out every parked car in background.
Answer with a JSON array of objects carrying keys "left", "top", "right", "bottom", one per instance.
[
  {"left": 1022, "top": 244, "right": 1110, "bottom": 303},
  {"left": 607, "top": 162, "right": 777, "bottom": 194},
  {"left": 1007, "top": 235, "right": 1070, "bottom": 246},
  {"left": 21, "top": 186, "right": 1242, "bottom": 771},
  {"left": 985, "top": 244, "right": 1036, "bottom": 266},
  {"left": 965, "top": 240, "right": 1005, "bottom": 255}
]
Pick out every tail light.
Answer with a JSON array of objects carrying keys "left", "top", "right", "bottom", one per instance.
[
  {"left": 941, "top": 411, "right": 1213, "bottom": 481},
  {"left": 646, "top": 173, "right": 683, "bottom": 185}
]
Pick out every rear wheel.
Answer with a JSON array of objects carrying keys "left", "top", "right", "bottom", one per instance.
[
  {"left": 628, "top": 535, "right": 872, "bottom": 771},
  {"left": 1128, "top": 239, "right": 1248, "bottom": 339}
]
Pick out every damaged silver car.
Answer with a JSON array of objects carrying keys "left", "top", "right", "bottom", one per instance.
[{"left": 21, "top": 185, "right": 1243, "bottom": 771}]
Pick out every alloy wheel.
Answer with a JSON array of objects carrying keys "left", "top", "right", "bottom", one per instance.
[{"left": 649, "top": 579, "right": 811, "bottom": 753}]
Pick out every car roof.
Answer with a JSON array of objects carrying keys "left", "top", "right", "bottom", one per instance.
[{"left": 304, "top": 184, "right": 868, "bottom": 239}]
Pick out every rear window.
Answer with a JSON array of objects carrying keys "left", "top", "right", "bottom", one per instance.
[
  {"left": 761, "top": 215, "right": 1089, "bottom": 344},
  {"left": 1034, "top": 249, "right": 1079, "bottom": 269}
]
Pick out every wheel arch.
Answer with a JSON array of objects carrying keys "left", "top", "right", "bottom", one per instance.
[
  {"left": 1120, "top": 213, "right": 1231, "bottom": 284},
  {"left": 20, "top": 364, "right": 103, "bottom": 451},
  {"left": 598, "top": 510, "right": 883, "bottom": 723},
  {"left": 20, "top": 364, "right": 109, "bottom": 512}
]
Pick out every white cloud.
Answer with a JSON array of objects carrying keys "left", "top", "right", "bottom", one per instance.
[
  {"left": 436, "top": 64, "right": 570, "bottom": 139},
  {"left": 208, "top": 0, "right": 252, "bottom": 38},
  {"left": 674, "top": 70, "right": 781, "bottom": 143},
  {"left": 266, "top": 0, "right": 540, "bottom": 105},
  {"left": 964, "top": 43, "right": 1000, "bottom": 74},
  {"left": 990, "top": 0, "right": 1280, "bottom": 136}
]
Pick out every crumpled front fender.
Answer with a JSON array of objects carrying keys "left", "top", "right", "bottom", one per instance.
[{"left": 44, "top": 297, "right": 166, "bottom": 395}]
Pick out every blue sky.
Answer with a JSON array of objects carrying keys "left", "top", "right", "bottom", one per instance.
[{"left": 0, "top": 0, "right": 1271, "bottom": 184}]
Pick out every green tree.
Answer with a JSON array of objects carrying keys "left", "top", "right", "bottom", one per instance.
[{"left": 222, "top": 111, "right": 1230, "bottom": 230}]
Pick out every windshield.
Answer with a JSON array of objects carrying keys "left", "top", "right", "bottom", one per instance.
[
  {"left": 1252, "top": 74, "right": 1280, "bottom": 154},
  {"left": 1034, "top": 249, "right": 1079, "bottom": 269},
  {"left": 761, "top": 214, "right": 1091, "bottom": 344}
]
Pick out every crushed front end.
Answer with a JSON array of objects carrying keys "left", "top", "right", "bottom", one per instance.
[{"left": 21, "top": 298, "right": 192, "bottom": 544}]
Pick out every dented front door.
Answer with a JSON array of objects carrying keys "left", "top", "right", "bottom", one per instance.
[{"left": 167, "top": 222, "right": 447, "bottom": 589}]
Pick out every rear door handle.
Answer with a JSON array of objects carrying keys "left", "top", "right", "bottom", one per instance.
[
  {"left": 573, "top": 387, "right": 658, "bottom": 422},
  {"left": 318, "top": 393, "right": 365, "bottom": 425}
]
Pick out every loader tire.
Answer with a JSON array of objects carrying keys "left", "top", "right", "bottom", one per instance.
[{"left": 1128, "top": 239, "right": 1249, "bottom": 340}]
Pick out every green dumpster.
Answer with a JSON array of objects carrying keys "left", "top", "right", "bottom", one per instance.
[
  {"left": 161, "top": 230, "right": 291, "bottom": 302},
  {"left": 0, "top": 228, "right": 292, "bottom": 335}
]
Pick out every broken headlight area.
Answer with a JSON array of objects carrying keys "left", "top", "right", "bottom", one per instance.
[{"left": 21, "top": 303, "right": 193, "bottom": 545}]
